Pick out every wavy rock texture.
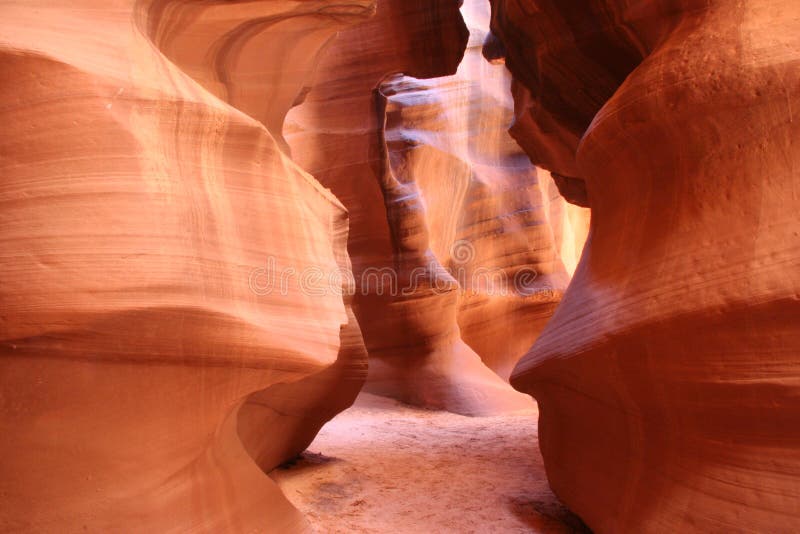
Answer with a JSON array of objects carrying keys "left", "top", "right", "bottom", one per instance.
[
  {"left": 378, "top": 0, "right": 589, "bottom": 381},
  {"left": 0, "top": 1, "right": 371, "bottom": 531},
  {"left": 489, "top": 0, "right": 800, "bottom": 531},
  {"left": 287, "top": 0, "right": 588, "bottom": 412}
]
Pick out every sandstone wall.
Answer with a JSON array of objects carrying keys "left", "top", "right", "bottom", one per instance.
[
  {"left": 288, "top": 0, "right": 588, "bottom": 412},
  {"left": 489, "top": 0, "right": 800, "bottom": 531},
  {"left": 0, "top": 1, "right": 372, "bottom": 530}
]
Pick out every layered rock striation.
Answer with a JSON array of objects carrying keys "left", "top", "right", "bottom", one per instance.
[
  {"left": 287, "top": 0, "right": 588, "bottom": 412},
  {"left": 0, "top": 1, "right": 372, "bottom": 530},
  {"left": 490, "top": 0, "right": 800, "bottom": 531},
  {"left": 378, "top": 0, "right": 590, "bottom": 381}
]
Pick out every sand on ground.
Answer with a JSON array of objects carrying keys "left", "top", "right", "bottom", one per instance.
[{"left": 271, "top": 393, "right": 589, "bottom": 533}]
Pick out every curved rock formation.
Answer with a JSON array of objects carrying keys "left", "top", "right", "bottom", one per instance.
[
  {"left": 490, "top": 0, "right": 800, "bottom": 531},
  {"left": 379, "top": 0, "right": 591, "bottom": 381},
  {"left": 0, "top": 1, "right": 370, "bottom": 530},
  {"left": 287, "top": 0, "right": 588, "bottom": 411},
  {"left": 286, "top": 0, "right": 529, "bottom": 415}
]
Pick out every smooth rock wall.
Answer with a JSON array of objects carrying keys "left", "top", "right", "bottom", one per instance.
[
  {"left": 0, "top": 1, "right": 371, "bottom": 530},
  {"left": 489, "top": 0, "right": 800, "bottom": 531},
  {"left": 287, "top": 0, "right": 588, "bottom": 412}
]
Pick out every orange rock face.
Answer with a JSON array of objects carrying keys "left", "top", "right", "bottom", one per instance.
[
  {"left": 378, "top": 1, "right": 590, "bottom": 383},
  {"left": 3, "top": 0, "right": 585, "bottom": 528},
  {"left": 5, "top": 0, "right": 793, "bottom": 531},
  {"left": 287, "top": 0, "right": 588, "bottom": 413},
  {"left": 490, "top": 0, "right": 800, "bottom": 531},
  {"left": 0, "top": 1, "right": 371, "bottom": 530}
]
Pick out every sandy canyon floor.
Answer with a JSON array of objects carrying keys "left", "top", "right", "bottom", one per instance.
[{"left": 271, "top": 393, "right": 589, "bottom": 533}]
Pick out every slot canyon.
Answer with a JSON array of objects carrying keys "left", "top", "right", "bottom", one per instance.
[{"left": 0, "top": 0, "right": 797, "bottom": 532}]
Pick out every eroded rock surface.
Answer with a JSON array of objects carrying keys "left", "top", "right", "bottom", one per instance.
[
  {"left": 489, "top": 0, "right": 800, "bottom": 531},
  {"left": 5, "top": 0, "right": 791, "bottom": 531},
  {"left": 0, "top": 1, "right": 371, "bottom": 530},
  {"left": 378, "top": 1, "right": 591, "bottom": 382},
  {"left": 287, "top": 0, "right": 588, "bottom": 412}
]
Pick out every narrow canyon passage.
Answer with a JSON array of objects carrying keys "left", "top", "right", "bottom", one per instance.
[
  {"left": 272, "top": 394, "right": 589, "bottom": 533},
  {"left": 2, "top": 0, "right": 798, "bottom": 531}
]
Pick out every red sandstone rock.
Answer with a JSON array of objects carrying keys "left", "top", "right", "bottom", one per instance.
[
  {"left": 287, "top": 0, "right": 524, "bottom": 415},
  {"left": 490, "top": 0, "right": 800, "bottom": 531},
  {"left": 378, "top": 1, "right": 589, "bottom": 381},
  {"left": 287, "top": 0, "right": 587, "bottom": 412},
  {"left": 0, "top": 1, "right": 370, "bottom": 530},
  {"left": 5, "top": 0, "right": 790, "bottom": 531}
]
